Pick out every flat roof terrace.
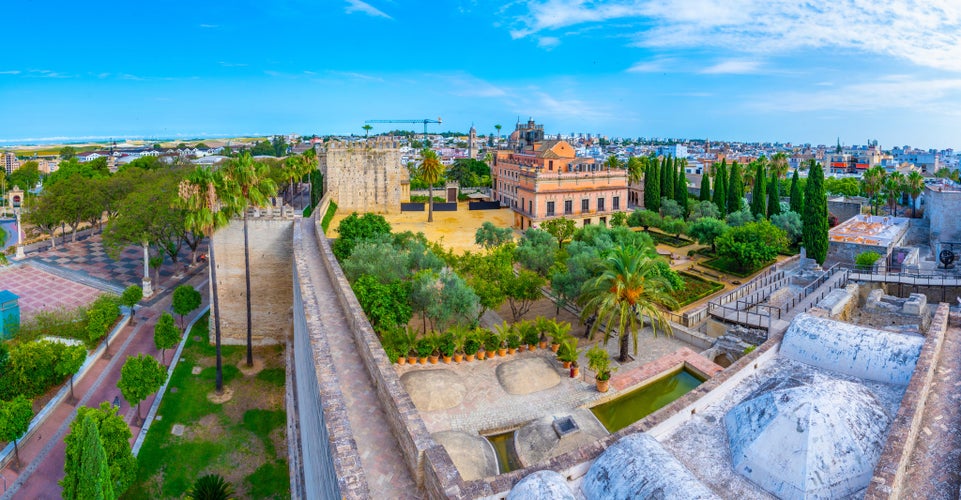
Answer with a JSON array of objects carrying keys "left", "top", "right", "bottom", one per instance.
[{"left": 829, "top": 214, "right": 910, "bottom": 247}]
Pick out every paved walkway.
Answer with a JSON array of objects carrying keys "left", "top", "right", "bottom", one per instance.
[
  {"left": 0, "top": 271, "right": 210, "bottom": 500},
  {"left": 0, "top": 264, "right": 106, "bottom": 320},
  {"left": 298, "top": 218, "right": 420, "bottom": 498},
  {"left": 900, "top": 324, "right": 961, "bottom": 498}
]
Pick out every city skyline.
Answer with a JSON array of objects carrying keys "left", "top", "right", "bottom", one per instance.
[{"left": 3, "top": 0, "right": 960, "bottom": 149}]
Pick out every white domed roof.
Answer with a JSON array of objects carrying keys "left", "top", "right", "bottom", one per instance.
[{"left": 507, "top": 470, "right": 575, "bottom": 500}]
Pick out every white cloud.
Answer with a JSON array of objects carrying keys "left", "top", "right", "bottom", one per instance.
[
  {"left": 700, "top": 60, "right": 761, "bottom": 75},
  {"left": 0, "top": 70, "right": 21, "bottom": 75},
  {"left": 442, "top": 73, "right": 507, "bottom": 98},
  {"left": 507, "top": 0, "right": 961, "bottom": 72},
  {"left": 345, "top": 0, "right": 392, "bottom": 19},
  {"left": 626, "top": 60, "right": 667, "bottom": 73},
  {"left": 537, "top": 36, "right": 561, "bottom": 49},
  {"left": 752, "top": 75, "right": 961, "bottom": 113},
  {"left": 199, "top": 24, "right": 219, "bottom": 29},
  {"left": 328, "top": 70, "right": 385, "bottom": 82}
]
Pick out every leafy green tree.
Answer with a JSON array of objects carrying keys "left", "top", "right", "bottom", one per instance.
[
  {"left": 712, "top": 160, "right": 728, "bottom": 217},
  {"left": 663, "top": 157, "right": 675, "bottom": 204},
  {"left": 688, "top": 200, "right": 720, "bottom": 221},
  {"left": 802, "top": 161, "right": 829, "bottom": 264},
  {"left": 675, "top": 167, "right": 689, "bottom": 215},
  {"left": 118, "top": 354, "right": 167, "bottom": 421},
  {"left": 750, "top": 163, "right": 767, "bottom": 219},
  {"left": 610, "top": 211, "right": 627, "bottom": 227},
  {"left": 332, "top": 212, "right": 391, "bottom": 261},
  {"left": 454, "top": 246, "right": 512, "bottom": 322},
  {"left": 119, "top": 285, "right": 143, "bottom": 326},
  {"left": 62, "top": 403, "right": 135, "bottom": 497},
  {"left": 425, "top": 270, "right": 480, "bottom": 330},
  {"left": 59, "top": 146, "right": 77, "bottom": 160},
  {"left": 789, "top": 169, "right": 804, "bottom": 214},
  {"left": 8, "top": 161, "right": 40, "bottom": 190},
  {"left": 688, "top": 217, "right": 729, "bottom": 252},
  {"left": 505, "top": 269, "right": 546, "bottom": 321},
  {"left": 515, "top": 228, "right": 558, "bottom": 277},
  {"left": 823, "top": 177, "right": 861, "bottom": 197},
  {"left": 644, "top": 159, "right": 660, "bottom": 211},
  {"left": 541, "top": 218, "right": 576, "bottom": 248},
  {"left": 771, "top": 211, "right": 803, "bottom": 245},
  {"left": 578, "top": 245, "right": 677, "bottom": 363},
  {"left": 905, "top": 170, "right": 924, "bottom": 217},
  {"left": 187, "top": 474, "right": 234, "bottom": 500},
  {"left": 61, "top": 415, "right": 114, "bottom": 500},
  {"left": 767, "top": 171, "right": 782, "bottom": 217},
  {"left": 87, "top": 295, "right": 120, "bottom": 349},
  {"left": 699, "top": 170, "right": 711, "bottom": 201},
  {"left": 659, "top": 198, "right": 684, "bottom": 219},
  {"left": 474, "top": 221, "right": 513, "bottom": 249},
  {"left": 716, "top": 219, "right": 788, "bottom": 272},
  {"left": 659, "top": 216, "right": 688, "bottom": 238},
  {"left": 352, "top": 275, "right": 412, "bottom": 332},
  {"left": 628, "top": 209, "right": 662, "bottom": 231},
  {"left": 447, "top": 158, "right": 491, "bottom": 187},
  {"left": 0, "top": 395, "right": 33, "bottom": 466},
  {"left": 172, "top": 285, "right": 202, "bottom": 329},
  {"left": 855, "top": 251, "right": 882, "bottom": 270},
  {"left": 221, "top": 152, "right": 278, "bottom": 368},
  {"left": 419, "top": 148, "right": 445, "bottom": 223},
  {"left": 727, "top": 161, "right": 744, "bottom": 214},
  {"left": 153, "top": 312, "right": 181, "bottom": 365},
  {"left": 23, "top": 190, "right": 63, "bottom": 249},
  {"left": 56, "top": 344, "right": 87, "bottom": 400}
]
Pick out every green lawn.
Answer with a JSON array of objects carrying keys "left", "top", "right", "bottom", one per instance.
[
  {"left": 124, "top": 314, "right": 290, "bottom": 499},
  {"left": 665, "top": 272, "right": 725, "bottom": 310}
]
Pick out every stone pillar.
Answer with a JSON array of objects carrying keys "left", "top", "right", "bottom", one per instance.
[
  {"left": 142, "top": 243, "right": 153, "bottom": 297},
  {"left": 14, "top": 210, "right": 24, "bottom": 259}
]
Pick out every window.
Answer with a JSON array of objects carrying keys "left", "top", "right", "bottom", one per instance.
[
  {"left": 547, "top": 201, "right": 555, "bottom": 216},
  {"left": 549, "top": 160, "right": 554, "bottom": 171},
  {"left": 613, "top": 196, "right": 620, "bottom": 210},
  {"left": 529, "top": 200, "right": 533, "bottom": 214},
  {"left": 565, "top": 200, "right": 573, "bottom": 214},
  {"left": 597, "top": 197, "right": 605, "bottom": 212},
  {"left": 582, "top": 199, "right": 590, "bottom": 212}
]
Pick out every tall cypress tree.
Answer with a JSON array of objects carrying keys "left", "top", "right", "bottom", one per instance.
[
  {"left": 789, "top": 169, "right": 804, "bottom": 213},
  {"left": 62, "top": 415, "right": 115, "bottom": 500},
  {"left": 699, "top": 169, "right": 711, "bottom": 201},
  {"left": 750, "top": 163, "right": 767, "bottom": 219},
  {"left": 727, "top": 161, "right": 744, "bottom": 214},
  {"left": 675, "top": 166, "right": 689, "bottom": 215},
  {"left": 767, "top": 171, "right": 782, "bottom": 217},
  {"left": 659, "top": 158, "right": 669, "bottom": 201},
  {"left": 802, "top": 161, "right": 829, "bottom": 264},
  {"left": 712, "top": 160, "right": 728, "bottom": 216},
  {"left": 645, "top": 158, "right": 660, "bottom": 211}
]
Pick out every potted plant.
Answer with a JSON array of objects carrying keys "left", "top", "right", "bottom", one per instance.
[
  {"left": 439, "top": 331, "right": 456, "bottom": 364},
  {"left": 416, "top": 337, "right": 433, "bottom": 365},
  {"left": 426, "top": 331, "right": 441, "bottom": 364},
  {"left": 493, "top": 322, "right": 512, "bottom": 357},
  {"left": 557, "top": 337, "right": 579, "bottom": 370},
  {"left": 506, "top": 331, "right": 522, "bottom": 355},
  {"left": 570, "top": 360, "right": 580, "bottom": 379},
  {"left": 404, "top": 328, "right": 418, "bottom": 365},
  {"left": 473, "top": 329, "right": 489, "bottom": 360},
  {"left": 522, "top": 321, "right": 540, "bottom": 351},
  {"left": 548, "top": 320, "right": 571, "bottom": 353},
  {"left": 587, "top": 345, "right": 614, "bottom": 392},
  {"left": 535, "top": 317, "right": 551, "bottom": 349},
  {"left": 484, "top": 332, "right": 501, "bottom": 358},
  {"left": 451, "top": 326, "right": 467, "bottom": 363},
  {"left": 463, "top": 335, "right": 480, "bottom": 362}
]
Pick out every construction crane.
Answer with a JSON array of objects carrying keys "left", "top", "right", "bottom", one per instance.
[{"left": 364, "top": 118, "right": 442, "bottom": 148}]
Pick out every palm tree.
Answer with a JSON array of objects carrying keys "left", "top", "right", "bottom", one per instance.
[
  {"left": 221, "top": 152, "right": 278, "bottom": 367},
  {"left": 884, "top": 171, "right": 905, "bottom": 216},
  {"left": 627, "top": 156, "right": 645, "bottom": 185},
  {"left": 362, "top": 124, "right": 373, "bottom": 137},
  {"left": 494, "top": 124, "right": 502, "bottom": 142},
  {"left": 179, "top": 167, "right": 235, "bottom": 393},
  {"left": 578, "top": 245, "right": 677, "bottom": 363},
  {"left": 605, "top": 155, "right": 622, "bottom": 170},
  {"left": 905, "top": 170, "right": 924, "bottom": 217},
  {"left": 419, "top": 148, "right": 444, "bottom": 223},
  {"left": 300, "top": 147, "right": 317, "bottom": 208},
  {"left": 770, "top": 152, "right": 790, "bottom": 180},
  {"left": 862, "top": 165, "right": 887, "bottom": 215}
]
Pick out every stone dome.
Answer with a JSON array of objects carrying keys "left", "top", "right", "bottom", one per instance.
[
  {"left": 581, "top": 433, "right": 720, "bottom": 499},
  {"left": 507, "top": 470, "right": 575, "bottom": 500},
  {"left": 725, "top": 377, "right": 891, "bottom": 499}
]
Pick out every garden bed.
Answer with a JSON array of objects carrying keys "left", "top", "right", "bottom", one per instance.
[
  {"left": 699, "top": 256, "right": 774, "bottom": 278},
  {"left": 644, "top": 230, "right": 694, "bottom": 248},
  {"left": 664, "top": 273, "right": 725, "bottom": 310}
]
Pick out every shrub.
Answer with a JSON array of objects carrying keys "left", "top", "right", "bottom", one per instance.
[
  {"left": 586, "top": 345, "right": 612, "bottom": 381},
  {"left": 415, "top": 337, "right": 433, "bottom": 358},
  {"left": 320, "top": 200, "right": 338, "bottom": 232},
  {"left": 856, "top": 251, "right": 882, "bottom": 270},
  {"left": 86, "top": 295, "right": 121, "bottom": 345},
  {"left": 0, "top": 340, "right": 86, "bottom": 400},
  {"left": 439, "top": 332, "right": 456, "bottom": 357}
]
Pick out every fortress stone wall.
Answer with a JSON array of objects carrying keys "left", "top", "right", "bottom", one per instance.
[
  {"left": 211, "top": 213, "right": 294, "bottom": 346},
  {"left": 320, "top": 138, "right": 404, "bottom": 214}
]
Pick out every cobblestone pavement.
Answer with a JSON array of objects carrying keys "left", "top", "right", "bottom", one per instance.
[
  {"left": 900, "top": 324, "right": 961, "bottom": 499},
  {"left": 298, "top": 218, "right": 420, "bottom": 499},
  {"left": 23, "top": 232, "right": 204, "bottom": 291},
  {"left": 396, "top": 332, "right": 699, "bottom": 436},
  {"left": 0, "top": 265, "right": 104, "bottom": 320}
]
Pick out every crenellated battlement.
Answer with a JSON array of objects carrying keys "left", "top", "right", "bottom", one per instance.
[{"left": 320, "top": 137, "right": 404, "bottom": 214}]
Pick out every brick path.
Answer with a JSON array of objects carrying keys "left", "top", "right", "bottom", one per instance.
[
  {"left": 0, "top": 265, "right": 104, "bottom": 321},
  {"left": 900, "top": 324, "right": 961, "bottom": 498},
  {"left": 298, "top": 218, "right": 420, "bottom": 498}
]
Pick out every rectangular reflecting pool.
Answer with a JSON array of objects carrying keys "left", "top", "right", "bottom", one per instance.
[
  {"left": 590, "top": 368, "right": 705, "bottom": 433},
  {"left": 486, "top": 430, "right": 522, "bottom": 474}
]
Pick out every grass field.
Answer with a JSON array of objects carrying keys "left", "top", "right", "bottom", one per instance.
[{"left": 124, "top": 314, "right": 290, "bottom": 499}]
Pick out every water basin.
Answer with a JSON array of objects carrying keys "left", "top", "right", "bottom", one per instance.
[
  {"left": 486, "top": 430, "right": 522, "bottom": 474},
  {"left": 590, "top": 368, "right": 705, "bottom": 433}
]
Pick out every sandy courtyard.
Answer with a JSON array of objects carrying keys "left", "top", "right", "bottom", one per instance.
[{"left": 326, "top": 202, "right": 516, "bottom": 254}]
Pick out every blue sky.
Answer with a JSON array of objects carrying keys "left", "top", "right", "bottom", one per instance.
[{"left": 3, "top": 0, "right": 961, "bottom": 149}]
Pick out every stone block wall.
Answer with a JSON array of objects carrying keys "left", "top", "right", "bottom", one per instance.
[
  {"left": 925, "top": 185, "right": 961, "bottom": 248},
  {"left": 211, "top": 215, "right": 294, "bottom": 345},
  {"left": 320, "top": 139, "right": 403, "bottom": 214}
]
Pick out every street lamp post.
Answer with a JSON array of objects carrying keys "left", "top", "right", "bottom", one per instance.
[{"left": 14, "top": 207, "right": 24, "bottom": 259}]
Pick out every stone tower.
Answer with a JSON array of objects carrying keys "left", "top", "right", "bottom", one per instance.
[
  {"left": 320, "top": 137, "right": 404, "bottom": 214},
  {"left": 468, "top": 124, "right": 477, "bottom": 159}
]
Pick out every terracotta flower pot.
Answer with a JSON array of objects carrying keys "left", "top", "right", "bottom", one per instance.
[
  {"left": 418, "top": 357, "right": 428, "bottom": 365},
  {"left": 519, "top": 345, "right": 528, "bottom": 352},
  {"left": 454, "top": 353, "right": 464, "bottom": 363},
  {"left": 529, "top": 344, "right": 537, "bottom": 352},
  {"left": 508, "top": 347, "right": 517, "bottom": 355},
  {"left": 551, "top": 343, "right": 560, "bottom": 353},
  {"left": 442, "top": 355, "right": 452, "bottom": 364},
  {"left": 570, "top": 366, "right": 579, "bottom": 378},
  {"left": 407, "top": 355, "right": 417, "bottom": 365},
  {"left": 398, "top": 356, "right": 407, "bottom": 365},
  {"left": 596, "top": 378, "right": 610, "bottom": 393},
  {"left": 562, "top": 360, "right": 572, "bottom": 369},
  {"left": 539, "top": 341, "right": 548, "bottom": 349},
  {"left": 497, "top": 348, "right": 507, "bottom": 357},
  {"left": 429, "top": 355, "right": 439, "bottom": 364},
  {"left": 465, "top": 354, "right": 475, "bottom": 362},
  {"left": 477, "top": 351, "right": 486, "bottom": 360}
]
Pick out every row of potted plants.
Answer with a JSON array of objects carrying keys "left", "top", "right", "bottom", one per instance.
[{"left": 552, "top": 337, "right": 614, "bottom": 392}]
